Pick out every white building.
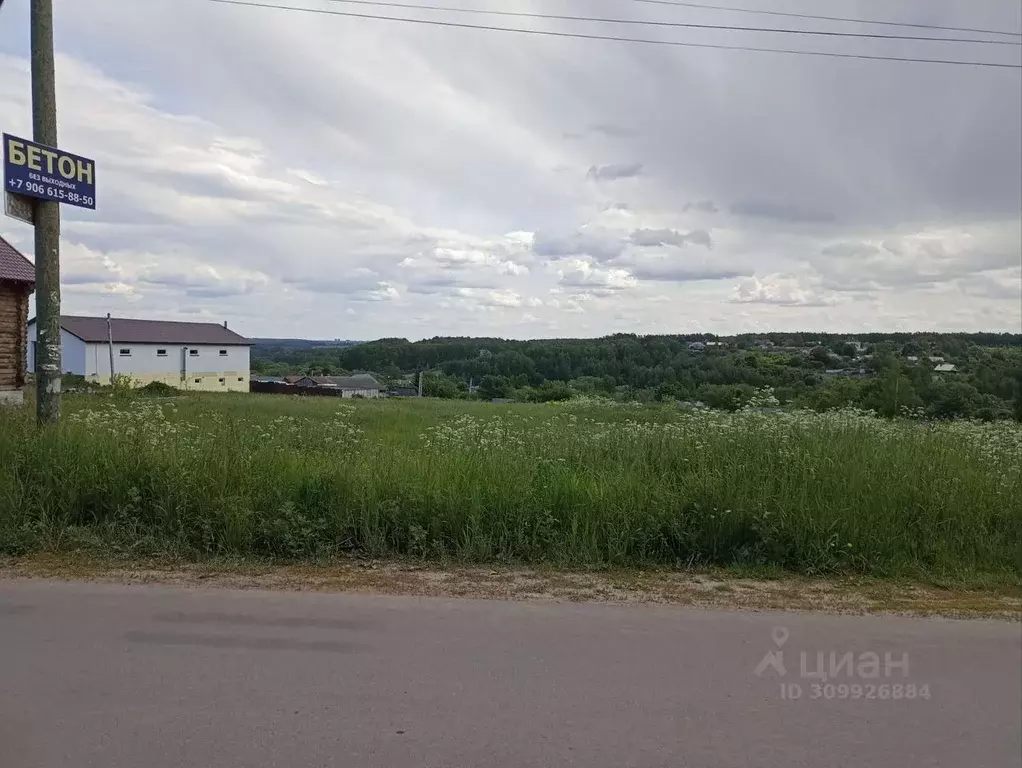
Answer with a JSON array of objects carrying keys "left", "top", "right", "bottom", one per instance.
[{"left": 26, "top": 315, "right": 251, "bottom": 392}]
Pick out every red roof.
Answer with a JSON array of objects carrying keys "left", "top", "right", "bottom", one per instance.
[{"left": 0, "top": 235, "right": 35, "bottom": 284}]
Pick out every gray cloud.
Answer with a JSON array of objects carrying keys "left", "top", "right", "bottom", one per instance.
[
  {"left": 587, "top": 163, "right": 643, "bottom": 181},
  {"left": 589, "top": 123, "right": 632, "bottom": 138},
  {"left": 630, "top": 262, "right": 748, "bottom": 283},
  {"left": 3, "top": 0, "right": 1018, "bottom": 338},
  {"left": 730, "top": 200, "right": 836, "bottom": 224},
  {"left": 405, "top": 274, "right": 500, "bottom": 295},
  {"left": 683, "top": 200, "right": 718, "bottom": 214},
  {"left": 957, "top": 272, "right": 1022, "bottom": 300},
  {"left": 533, "top": 231, "right": 625, "bottom": 262},
  {"left": 630, "top": 228, "right": 713, "bottom": 249}
]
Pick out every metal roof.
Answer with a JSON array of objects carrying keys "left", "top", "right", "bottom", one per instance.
[
  {"left": 0, "top": 235, "right": 35, "bottom": 284},
  {"left": 27, "top": 315, "right": 250, "bottom": 345},
  {"left": 300, "top": 374, "right": 381, "bottom": 389}
]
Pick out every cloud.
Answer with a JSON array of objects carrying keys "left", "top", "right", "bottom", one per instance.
[
  {"left": 683, "top": 200, "right": 718, "bottom": 214},
  {"left": 808, "top": 225, "right": 1022, "bottom": 292},
  {"left": 731, "top": 275, "right": 844, "bottom": 307},
  {"left": 589, "top": 123, "right": 633, "bottom": 138},
  {"left": 730, "top": 200, "right": 836, "bottom": 224},
  {"left": 587, "top": 163, "right": 643, "bottom": 181},
  {"left": 557, "top": 258, "right": 637, "bottom": 291},
  {"left": 627, "top": 256, "right": 748, "bottom": 283},
  {"left": 533, "top": 231, "right": 625, "bottom": 262},
  {"left": 630, "top": 228, "right": 713, "bottom": 249},
  {"left": 0, "top": 0, "right": 1018, "bottom": 339},
  {"left": 956, "top": 271, "right": 1022, "bottom": 300}
]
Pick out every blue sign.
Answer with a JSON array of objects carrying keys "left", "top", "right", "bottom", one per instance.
[{"left": 3, "top": 133, "right": 96, "bottom": 210}]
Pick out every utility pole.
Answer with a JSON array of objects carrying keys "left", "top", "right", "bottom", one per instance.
[
  {"left": 417, "top": 370, "right": 423, "bottom": 398},
  {"left": 31, "top": 0, "right": 61, "bottom": 424},
  {"left": 106, "top": 312, "right": 115, "bottom": 385}
]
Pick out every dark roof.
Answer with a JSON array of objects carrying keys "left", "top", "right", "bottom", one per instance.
[
  {"left": 301, "top": 374, "right": 381, "bottom": 389},
  {"left": 27, "top": 315, "right": 250, "bottom": 345},
  {"left": 0, "top": 235, "right": 35, "bottom": 284}
]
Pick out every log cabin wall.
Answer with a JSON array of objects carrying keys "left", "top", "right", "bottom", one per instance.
[{"left": 0, "top": 281, "right": 30, "bottom": 391}]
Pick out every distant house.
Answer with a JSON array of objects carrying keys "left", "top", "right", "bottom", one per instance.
[
  {"left": 0, "top": 236, "right": 35, "bottom": 405},
  {"left": 295, "top": 374, "right": 382, "bottom": 398},
  {"left": 282, "top": 374, "right": 304, "bottom": 384},
  {"left": 385, "top": 387, "right": 419, "bottom": 398},
  {"left": 26, "top": 315, "right": 251, "bottom": 391},
  {"left": 824, "top": 368, "right": 871, "bottom": 379},
  {"left": 934, "top": 363, "right": 957, "bottom": 373},
  {"left": 687, "top": 341, "right": 706, "bottom": 352}
]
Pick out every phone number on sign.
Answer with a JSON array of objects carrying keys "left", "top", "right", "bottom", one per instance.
[
  {"left": 20, "top": 180, "right": 94, "bottom": 207},
  {"left": 780, "top": 683, "right": 931, "bottom": 701}
]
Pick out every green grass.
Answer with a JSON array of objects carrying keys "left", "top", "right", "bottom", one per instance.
[{"left": 1, "top": 393, "right": 1019, "bottom": 582}]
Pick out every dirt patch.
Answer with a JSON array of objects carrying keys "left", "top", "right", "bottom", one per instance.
[{"left": 1, "top": 554, "right": 1019, "bottom": 620}]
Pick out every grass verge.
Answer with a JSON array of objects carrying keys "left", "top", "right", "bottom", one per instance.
[
  {"left": 3, "top": 553, "right": 1020, "bottom": 620},
  {"left": 1, "top": 394, "right": 1020, "bottom": 584}
]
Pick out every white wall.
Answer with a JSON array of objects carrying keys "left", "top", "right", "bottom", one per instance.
[
  {"left": 92, "top": 343, "right": 249, "bottom": 378},
  {"left": 26, "top": 326, "right": 86, "bottom": 375},
  {"left": 341, "top": 388, "right": 380, "bottom": 398},
  {"left": 24, "top": 329, "right": 250, "bottom": 391}
]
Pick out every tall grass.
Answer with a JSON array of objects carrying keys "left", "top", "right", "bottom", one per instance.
[{"left": 1, "top": 394, "right": 1019, "bottom": 580}]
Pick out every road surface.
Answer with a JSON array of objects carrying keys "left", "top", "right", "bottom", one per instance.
[{"left": 1, "top": 580, "right": 1019, "bottom": 767}]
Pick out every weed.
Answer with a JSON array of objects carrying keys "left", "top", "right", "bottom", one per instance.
[{"left": 0, "top": 394, "right": 1019, "bottom": 580}]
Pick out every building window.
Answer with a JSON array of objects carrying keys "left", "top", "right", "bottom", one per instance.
[
  {"left": 156, "top": 349, "right": 167, "bottom": 357},
  {"left": 189, "top": 349, "right": 199, "bottom": 357},
  {"left": 194, "top": 378, "right": 201, "bottom": 383},
  {"left": 219, "top": 349, "right": 228, "bottom": 357},
  {"left": 118, "top": 348, "right": 131, "bottom": 357},
  {"left": 218, "top": 378, "right": 226, "bottom": 384},
  {"left": 237, "top": 377, "right": 244, "bottom": 382}
]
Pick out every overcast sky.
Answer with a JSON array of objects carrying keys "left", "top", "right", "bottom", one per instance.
[{"left": 1, "top": 0, "right": 1019, "bottom": 339}]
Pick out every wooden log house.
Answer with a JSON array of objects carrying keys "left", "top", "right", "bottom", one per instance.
[{"left": 0, "top": 235, "right": 35, "bottom": 405}]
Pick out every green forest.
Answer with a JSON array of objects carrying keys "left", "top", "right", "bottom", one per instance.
[{"left": 252, "top": 332, "right": 1022, "bottom": 420}]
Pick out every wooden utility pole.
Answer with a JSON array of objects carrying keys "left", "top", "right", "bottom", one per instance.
[
  {"left": 106, "top": 312, "right": 115, "bottom": 385},
  {"left": 31, "top": 0, "right": 61, "bottom": 424}
]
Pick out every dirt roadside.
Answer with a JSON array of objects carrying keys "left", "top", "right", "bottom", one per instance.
[{"left": 2, "top": 555, "right": 1019, "bottom": 620}]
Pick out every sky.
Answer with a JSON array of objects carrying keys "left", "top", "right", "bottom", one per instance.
[{"left": 0, "top": 0, "right": 1020, "bottom": 340}]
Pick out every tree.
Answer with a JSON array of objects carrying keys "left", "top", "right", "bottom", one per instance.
[
  {"left": 862, "top": 371, "right": 923, "bottom": 417},
  {"left": 833, "top": 342, "right": 856, "bottom": 358},
  {"left": 925, "top": 380, "right": 980, "bottom": 420},
  {"left": 809, "top": 347, "right": 833, "bottom": 367},
  {"left": 478, "top": 375, "right": 512, "bottom": 401},
  {"left": 423, "top": 372, "right": 460, "bottom": 399},
  {"left": 527, "top": 381, "right": 573, "bottom": 403}
]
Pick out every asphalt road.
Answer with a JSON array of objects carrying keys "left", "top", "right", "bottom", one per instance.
[{"left": 1, "top": 581, "right": 1019, "bottom": 768}]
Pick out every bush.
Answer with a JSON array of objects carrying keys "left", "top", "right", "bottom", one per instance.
[
  {"left": 136, "top": 381, "right": 182, "bottom": 397},
  {"left": 60, "top": 374, "right": 100, "bottom": 393}
]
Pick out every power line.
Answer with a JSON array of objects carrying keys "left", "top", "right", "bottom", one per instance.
[
  {"left": 625, "top": 0, "right": 1022, "bottom": 39},
  {"left": 319, "top": 0, "right": 1021, "bottom": 46},
  {"left": 208, "top": 0, "right": 1022, "bottom": 69}
]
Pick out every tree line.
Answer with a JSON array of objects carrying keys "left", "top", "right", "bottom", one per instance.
[{"left": 252, "top": 333, "right": 1022, "bottom": 420}]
